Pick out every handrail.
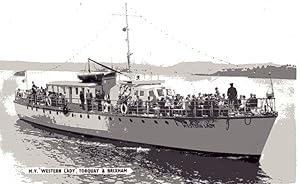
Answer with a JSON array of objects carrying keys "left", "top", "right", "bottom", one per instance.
[{"left": 15, "top": 90, "right": 277, "bottom": 118}]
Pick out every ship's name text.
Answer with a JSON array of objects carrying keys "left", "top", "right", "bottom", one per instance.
[{"left": 178, "top": 119, "right": 215, "bottom": 128}]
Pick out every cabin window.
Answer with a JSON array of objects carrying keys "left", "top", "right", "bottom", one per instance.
[
  {"left": 134, "top": 91, "right": 138, "bottom": 96},
  {"left": 157, "top": 89, "right": 164, "bottom": 96},
  {"left": 140, "top": 91, "right": 145, "bottom": 96},
  {"left": 54, "top": 86, "right": 57, "bottom": 93},
  {"left": 166, "top": 89, "right": 172, "bottom": 96},
  {"left": 63, "top": 87, "right": 66, "bottom": 94},
  {"left": 149, "top": 90, "right": 154, "bottom": 96},
  {"left": 75, "top": 88, "right": 78, "bottom": 95}
]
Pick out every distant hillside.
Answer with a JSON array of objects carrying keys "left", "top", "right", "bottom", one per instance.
[
  {"left": 195, "top": 64, "right": 296, "bottom": 80},
  {"left": 0, "top": 60, "right": 288, "bottom": 77}
]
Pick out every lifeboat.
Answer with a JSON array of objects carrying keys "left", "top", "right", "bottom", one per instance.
[{"left": 77, "top": 71, "right": 105, "bottom": 82}]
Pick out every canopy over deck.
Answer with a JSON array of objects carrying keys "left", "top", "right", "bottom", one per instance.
[{"left": 47, "top": 81, "right": 98, "bottom": 87}]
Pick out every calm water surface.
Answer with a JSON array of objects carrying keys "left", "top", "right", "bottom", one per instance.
[{"left": 0, "top": 70, "right": 295, "bottom": 183}]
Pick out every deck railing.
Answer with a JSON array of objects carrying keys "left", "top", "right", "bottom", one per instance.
[{"left": 15, "top": 90, "right": 277, "bottom": 118}]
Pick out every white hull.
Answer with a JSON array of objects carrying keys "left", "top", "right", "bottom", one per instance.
[{"left": 15, "top": 102, "right": 276, "bottom": 157}]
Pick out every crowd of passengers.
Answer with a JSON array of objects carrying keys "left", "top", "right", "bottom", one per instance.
[
  {"left": 16, "top": 82, "right": 68, "bottom": 107},
  {"left": 17, "top": 82, "right": 260, "bottom": 117},
  {"left": 121, "top": 83, "right": 259, "bottom": 117}
]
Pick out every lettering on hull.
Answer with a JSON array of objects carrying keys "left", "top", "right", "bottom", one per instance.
[{"left": 175, "top": 118, "right": 215, "bottom": 128}]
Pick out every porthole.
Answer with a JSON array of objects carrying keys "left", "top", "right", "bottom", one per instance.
[
  {"left": 27, "top": 106, "right": 28, "bottom": 109},
  {"left": 49, "top": 111, "right": 51, "bottom": 114},
  {"left": 130, "top": 119, "right": 133, "bottom": 123},
  {"left": 72, "top": 113, "right": 74, "bottom": 117},
  {"left": 165, "top": 121, "right": 169, "bottom": 125},
  {"left": 109, "top": 117, "right": 112, "bottom": 121},
  {"left": 141, "top": 120, "right": 145, "bottom": 123},
  {"left": 36, "top": 108, "right": 38, "bottom": 111},
  {"left": 98, "top": 116, "right": 101, "bottom": 120},
  {"left": 119, "top": 118, "right": 122, "bottom": 122},
  {"left": 154, "top": 120, "right": 158, "bottom": 124},
  {"left": 56, "top": 111, "right": 59, "bottom": 115},
  {"left": 80, "top": 114, "right": 82, "bottom": 118},
  {"left": 43, "top": 109, "right": 45, "bottom": 113},
  {"left": 87, "top": 115, "right": 90, "bottom": 119}
]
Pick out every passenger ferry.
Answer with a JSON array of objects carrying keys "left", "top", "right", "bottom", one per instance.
[
  {"left": 13, "top": 60, "right": 277, "bottom": 163},
  {"left": 13, "top": 4, "right": 277, "bottom": 162}
]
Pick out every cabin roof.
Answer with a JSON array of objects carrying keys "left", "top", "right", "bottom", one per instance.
[
  {"left": 119, "top": 80, "right": 165, "bottom": 86},
  {"left": 47, "top": 81, "right": 98, "bottom": 87},
  {"left": 134, "top": 85, "right": 164, "bottom": 90}
]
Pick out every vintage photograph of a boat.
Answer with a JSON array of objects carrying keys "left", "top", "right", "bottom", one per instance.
[
  {"left": 14, "top": 62, "right": 277, "bottom": 163},
  {"left": 13, "top": 3, "right": 278, "bottom": 163},
  {"left": 1, "top": 1, "right": 297, "bottom": 183}
]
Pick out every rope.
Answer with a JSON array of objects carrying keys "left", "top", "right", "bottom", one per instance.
[
  {"left": 48, "top": 62, "right": 69, "bottom": 71},
  {"left": 129, "top": 7, "right": 235, "bottom": 67},
  {"left": 244, "top": 116, "right": 252, "bottom": 125},
  {"left": 226, "top": 116, "right": 230, "bottom": 131},
  {"left": 46, "top": 6, "right": 125, "bottom": 72}
]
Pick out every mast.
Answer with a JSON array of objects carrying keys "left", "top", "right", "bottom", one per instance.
[
  {"left": 125, "top": 3, "right": 131, "bottom": 71},
  {"left": 113, "top": 3, "right": 140, "bottom": 72},
  {"left": 268, "top": 72, "right": 274, "bottom": 97}
]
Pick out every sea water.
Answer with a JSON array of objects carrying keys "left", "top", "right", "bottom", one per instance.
[{"left": 0, "top": 70, "right": 295, "bottom": 183}]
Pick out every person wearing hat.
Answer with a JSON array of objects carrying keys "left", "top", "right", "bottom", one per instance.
[
  {"left": 215, "top": 87, "right": 220, "bottom": 97},
  {"left": 227, "top": 83, "right": 237, "bottom": 108},
  {"left": 31, "top": 81, "right": 37, "bottom": 104}
]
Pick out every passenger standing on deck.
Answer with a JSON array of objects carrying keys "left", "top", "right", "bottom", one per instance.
[
  {"left": 80, "top": 91, "right": 85, "bottom": 110},
  {"left": 86, "top": 89, "right": 93, "bottom": 111},
  {"left": 253, "top": 94, "right": 258, "bottom": 109},
  {"left": 146, "top": 96, "right": 151, "bottom": 114},
  {"left": 95, "top": 91, "right": 102, "bottom": 111},
  {"left": 227, "top": 83, "right": 237, "bottom": 108},
  {"left": 215, "top": 87, "right": 220, "bottom": 98},
  {"left": 31, "top": 81, "right": 37, "bottom": 104}
]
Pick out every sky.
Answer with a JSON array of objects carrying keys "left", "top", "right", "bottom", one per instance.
[{"left": 0, "top": 0, "right": 299, "bottom": 66}]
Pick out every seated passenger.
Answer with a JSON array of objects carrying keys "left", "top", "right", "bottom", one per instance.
[
  {"left": 239, "top": 95, "right": 247, "bottom": 112},
  {"left": 246, "top": 94, "right": 255, "bottom": 109}
]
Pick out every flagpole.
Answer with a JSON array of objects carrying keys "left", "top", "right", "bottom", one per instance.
[{"left": 25, "top": 70, "right": 28, "bottom": 90}]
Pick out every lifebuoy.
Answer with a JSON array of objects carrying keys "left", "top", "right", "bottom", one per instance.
[
  {"left": 103, "top": 102, "right": 109, "bottom": 112},
  {"left": 121, "top": 104, "right": 128, "bottom": 114},
  {"left": 46, "top": 97, "right": 52, "bottom": 106}
]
